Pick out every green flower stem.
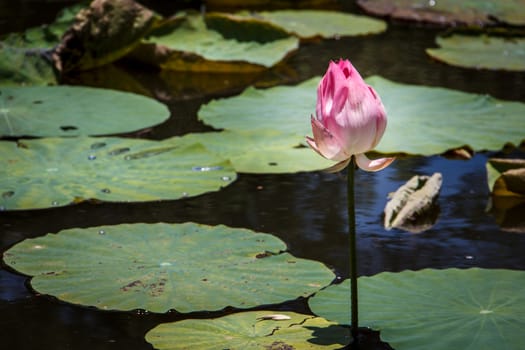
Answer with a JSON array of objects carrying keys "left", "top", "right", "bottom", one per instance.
[{"left": 347, "top": 156, "right": 358, "bottom": 341}]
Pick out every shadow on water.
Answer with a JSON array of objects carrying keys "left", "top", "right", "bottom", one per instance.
[{"left": 1, "top": 1, "right": 525, "bottom": 349}]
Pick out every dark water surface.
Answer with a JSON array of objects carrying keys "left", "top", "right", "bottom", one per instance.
[{"left": 1, "top": 2, "right": 525, "bottom": 349}]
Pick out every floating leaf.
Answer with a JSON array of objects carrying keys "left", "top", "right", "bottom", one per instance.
[
  {"left": 369, "top": 76, "right": 525, "bottom": 154},
  {"left": 309, "top": 268, "right": 525, "bottom": 349},
  {"left": 206, "top": 0, "right": 341, "bottom": 10},
  {"left": 198, "top": 76, "right": 525, "bottom": 156},
  {"left": 0, "top": 85, "right": 169, "bottom": 137},
  {"left": 2, "top": 223, "right": 335, "bottom": 313},
  {"left": 176, "top": 130, "right": 333, "bottom": 173},
  {"left": 145, "top": 310, "right": 351, "bottom": 349},
  {"left": 255, "top": 10, "right": 387, "bottom": 40},
  {"left": 357, "top": 0, "right": 525, "bottom": 26},
  {"left": 138, "top": 13, "right": 299, "bottom": 71},
  {"left": 0, "top": 137, "right": 236, "bottom": 210},
  {"left": 198, "top": 77, "right": 317, "bottom": 138},
  {"left": 426, "top": 34, "right": 525, "bottom": 71}
]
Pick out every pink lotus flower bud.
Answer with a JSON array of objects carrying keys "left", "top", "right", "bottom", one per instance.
[{"left": 306, "top": 59, "right": 394, "bottom": 172}]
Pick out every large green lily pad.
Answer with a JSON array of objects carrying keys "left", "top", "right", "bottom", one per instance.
[
  {"left": 0, "top": 137, "right": 236, "bottom": 210},
  {"left": 369, "top": 76, "right": 525, "bottom": 154},
  {"left": 139, "top": 13, "right": 299, "bottom": 71},
  {"left": 357, "top": 0, "right": 525, "bottom": 26},
  {"left": 145, "top": 310, "right": 351, "bottom": 349},
  {"left": 255, "top": 10, "right": 386, "bottom": 40},
  {"left": 175, "top": 130, "right": 333, "bottom": 173},
  {"left": 199, "top": 76, "right": 525, "bottom": 156},
  {"left": 2, "top": 223, "right": 335, "bottom": 313},
  {"left": 0, "top": 85, "right": 169, "bottom": 137},
  {"left": 426, "top": 34, "right": 525, "bottom": 71},
  {"left": 198, "top": 77, "right": 316, "bottom": 138},
  {"left": 309, "top": 268, "right": 525, "bottom": 349}
]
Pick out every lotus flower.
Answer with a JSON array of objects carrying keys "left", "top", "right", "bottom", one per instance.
[{"left": 306, "top": 59, "right": 394, "bottom": 172}]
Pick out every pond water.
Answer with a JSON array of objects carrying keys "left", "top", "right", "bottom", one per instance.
[{"left": 1, "top": 2, "right": 525, "bottom": 349}]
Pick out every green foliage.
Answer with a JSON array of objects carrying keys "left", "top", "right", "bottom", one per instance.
[
  {"left": 0, "top": 137, "right": 236, "bottom": 210},
  {"left": 175, "top": 130, "right": 333, "bottom": 173},
  {"left": 2, "top": 223, "right": 335, "bottom": 313},
  {"left": 426, "top": 34, "right": 525, "bottom": 71},
  {"left": 143, "top": 13, "right": 299, "bottom": 70},
  {"left": 309, "top": 268, "right": 525, "bottom": 349},
  {"left": 256, "top": 10, "right": 387, "bottom": 39},
  {"left": 198, "top": 75, "right": 525, "bottom": 156},
  {"left": 0, "top": 85, "right": 169, "bottom": 137},
  {"left": 146, "top": 310, "right": 351, "bottom": 349}
]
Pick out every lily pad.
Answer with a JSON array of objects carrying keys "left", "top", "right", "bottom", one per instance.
[
  {"left": 0, "top": 85, "right": 169, "bottom": 137},
  {"left": 426, "top": 34, "right": 525, "bottom": 71},
  {"left": 198, "top": 76, "right": 525, "bottom": 156},
  {"left": 176, "top": 130, "right": 333, "bottom": 173},
  {"left": 309, "top": 268, "right": 525, "bottom": 349},
  {"left": 0, "top": 137, "right": 236, "bottom": 210},
  {"left": 369, "top": 76, "right": 525, "bottom": 154},
  {"left": 138, "top": 13, "right": 299, "bottom": 71},
  {"left": 145, "top": 310, "right": 351, "bottom": 349},
  {"left": 255, "top": 10, "right": 387, "bottom": 40},
  {"left": 2, "top": 223, "right": 335, "bottom": 313},
  {"left": 357, "top": 0, "right": 525, "bottom": 26},
  {"left": 198, "top": 77, "right": 317, "bottom": 139}
]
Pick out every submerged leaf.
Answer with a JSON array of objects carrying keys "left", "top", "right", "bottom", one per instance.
[
  {"left": 0, "top": 137, "right": 236, "bottom": 210},
  {"left": 309, "top": 268, "right": 525, "bottom": 349},
  {"left": 145, "top": 310, "right": 351, "bottom": 349},
  {"left": 2, "top": 223, "right": 335, "bottom": 312}
]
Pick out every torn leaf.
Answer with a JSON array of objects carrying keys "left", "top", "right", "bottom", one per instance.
[{"left": 384, "top": 173, "right": 442, "bottom": 233}]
